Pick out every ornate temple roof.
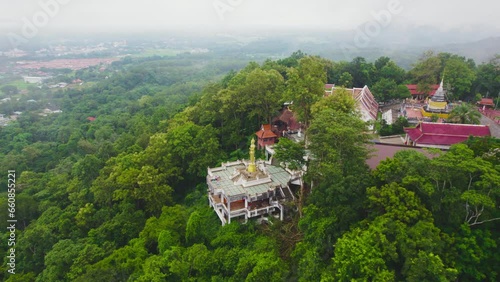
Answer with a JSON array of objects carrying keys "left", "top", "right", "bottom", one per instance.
[
  {"left": 207, "top": 161, "right": 291, "bottom": 200},
  {"left": 406, "top": 84, "right": 440, "bottom": 96},
  {"left": 404, "top": 122, "right": 491, "bottom": 146},
  {"left": 255, "top": 124, "right": 278, "bottom": 139},
  {"left": 324, "top": 84, "right": 379, "bottom": 122}
]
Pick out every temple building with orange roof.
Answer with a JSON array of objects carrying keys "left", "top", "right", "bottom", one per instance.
[
  {"left": 255, "top": 124, "right": 278, "bottom": 149},
  {"left": 478, "top": 97, "right": 495, "bottom": 110}
]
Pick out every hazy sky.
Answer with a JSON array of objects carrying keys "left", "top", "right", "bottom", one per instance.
[{"left": 1, "top": 0, "right": 499, "bottom": 33}]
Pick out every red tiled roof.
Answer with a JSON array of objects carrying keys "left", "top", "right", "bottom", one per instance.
[
  {"left": 87, "top": 116, "right": 96, "bottom": 121},
  {"left": 325, "top": 83, "right": 335, "bottom": 89},
  {"left": 366, "top": 143, "right": 438, "bottom": 170},
  {"left": 478, "top": 98, "right": 494, "bottom": 106},
  {"left": 256, "top": 124, "right": 278, "bottom": 139},
  {"left": 406, "top": 84, "right": 439, "bottom": 96},
  {"left": 405, "top": 127, "right": 423, "bottom": 142},
  {"left": 273, "top": 109, "right": 301, "bottom": 131},
  {"left": 404, "top": 122, "right": 491, "bottom": 146}
]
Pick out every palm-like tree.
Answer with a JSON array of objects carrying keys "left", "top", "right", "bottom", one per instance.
[{"left": 448, "top": 103, "right": 481, "bottom": 124}]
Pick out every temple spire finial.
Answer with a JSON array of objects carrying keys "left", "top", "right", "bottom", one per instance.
[{"left": 248, "top": 138, "right": 256, "bottom": 173}]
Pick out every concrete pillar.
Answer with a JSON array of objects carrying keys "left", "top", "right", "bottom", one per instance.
[{"left": 227, "top": 198, "right": 231, "bottom": 224}]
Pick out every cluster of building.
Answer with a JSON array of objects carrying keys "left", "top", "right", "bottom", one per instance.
[
  {"left": 39, "top": 108, "right": 63, "bottom": 116},
  {"left": 401, "top": 79, "right": 495, "bottom": 147},
  {"left": 0, "top": 104, "right": 63, "bottom": 126},
  {"left": 21, "top": 76, "right": 84, "bottom": 90},
  {"left": 207, "top": 83, "right": 380, "bottom": 225},
  {"left": 1, "top": 42, "right": 128, "bottom": 59},
  {"left": 0, "top": 112, "right": 22, "bottom": 126},
  {"left": 402, "top": 79, "right": 455, "bottom": 122},
  {"left": 16, "top": 58, "right": 118, "bottom": 71},
  {"left": 207, "top": 80, "right": 496, "bottom": 225},
  {"left": 0, "top": 114, "right": 11, "bottom": 126}
]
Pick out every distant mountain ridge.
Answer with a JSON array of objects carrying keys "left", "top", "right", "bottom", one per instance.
[{"left": 435, "top": 36, "right": 500, "bottom": 63}]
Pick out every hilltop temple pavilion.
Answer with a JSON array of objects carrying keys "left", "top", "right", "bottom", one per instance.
[{"left": 207, "top": 139, "right": 295, "bottom": 225}]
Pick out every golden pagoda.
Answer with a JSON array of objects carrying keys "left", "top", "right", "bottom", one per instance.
[{"left": 247, "top": 138, "right": 256, "bottom": 173}]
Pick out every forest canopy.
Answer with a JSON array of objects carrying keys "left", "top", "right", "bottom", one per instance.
[{"left": 0, "top": 51, "right": 499, "bottom": 281}]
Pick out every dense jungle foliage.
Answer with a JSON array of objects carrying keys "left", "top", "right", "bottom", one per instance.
[{"left": 0, "top": 51, "right": 499, "bottom": 281}]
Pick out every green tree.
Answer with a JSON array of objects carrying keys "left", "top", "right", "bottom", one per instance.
[
  {"left": 72, "top": 154, "right": 104, "bottom": 186},
  {"left": 347, "top": 57, "right": 375, "bottom": 86},
  {"left": 444, "top": 56, "right": 477, "bottom": 100},
  {"left": 448, "top": 103, "right": 481, "bottom": 124},
  {"left": 296, "top": 92, "right": 372, "bottom": 274},
  {"left": 38, "top": 239, "right": 85, "bottom": 281},
  {"left": 453, "top": 224, "right": 499, "bottom": 281},
  {"left": 76, "top": 239, "right": 148, "bottom": 281},
  {"left": 328, "top": 60, "right": 350, "bottom": 84},
  {"left": 308, "top": 100, "right": 369, "bottom": 178},
  {"left": 330, "top": 183, "right": 456, "bottom": 281},
  {"left": 372, "top": 78, "right": 398, "bottom": 102},
  {"left": 17, "top": 224, "right": 59, "bottom": 274},
  {"left": 375, "top": 143, "right": 500, "bottom": 230},
  {"left": 139, "top": 205, "right": 188, "bottom": 253},
  {"left": 405, "top": 251, "right": 458, "bottom": 282},
  {"left": 0, "top": 85, "right": 18, "bottom": 96},
  {"left": 91, "top": 153, "right": 174, "bottom": 216},
  {"left": 409, "top": 51, "right": 442, "bottom": 95},
  {"left": 274, "top": 137, "right": 307, "bottom": 216},
  {"left": 161, "top": 121, "right": 222, "bottom": 179},
  {"left": 374, "top": 56, "right": 391, "bottom": 70},
  {"left": 379, "top": 61, "right": 406, "bottom": 84},
  {"left": 372, "top": 79, "right": 411, "bottom": 102},
  {"left": 136, "top": 255, "right": 168, "bottom": 282},
  {"left": 273, "top": 138, "right": 306, "bottom": 171},
  {"left": 312, "top": 87, "right": 357, "bottom": 116},
  {"left": 337, "top": 72, "right": 353, "bottom": 87},
  {"left": 395, "top": 84, "right": 412, "bottom": 100},
  {"left": 330, "top": 218, "right": 396, "bottom": 281},
  {"left": 164, "top": 244, "right": 216, "bottom": 281},
  {"left": 242, "top": 68, "right": 285, "bottom": 124},
  {"left": 286, "top": 56, "right": 327, "bottom": 136},
  {"left": 473, "top": 56, "right": 500, "bottom": 98}
]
